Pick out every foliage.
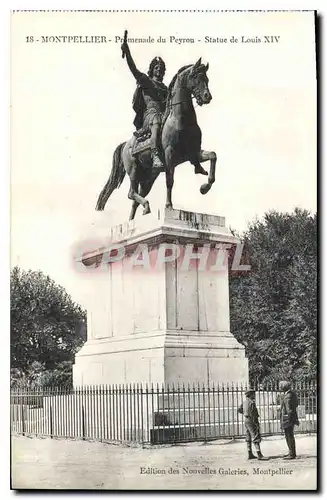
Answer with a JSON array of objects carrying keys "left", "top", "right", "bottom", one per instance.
[
  {"left": 10, "top": 361, "right": 74, "bottom": 388},
  {"left": 230, "top": 208, "right": 317, "bottom": 385},
  {"left": 11, "top": 267, "right": 86, "bottom": 384}
]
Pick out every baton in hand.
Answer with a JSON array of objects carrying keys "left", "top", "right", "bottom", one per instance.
[{"left": 122, "top": 30, "right": 128, "bottom": 58}]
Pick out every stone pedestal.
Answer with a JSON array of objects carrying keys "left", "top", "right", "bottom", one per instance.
[{"left": 73, "top": 208, "right": 248, "bottom": 387}]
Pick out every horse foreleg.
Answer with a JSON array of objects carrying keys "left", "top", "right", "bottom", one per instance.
[
  {"left": 196, "top": 149, "right": 217, "bottom": 195},
  {"left": 165, "top": 146, "right": 175, "bottom": 209}
]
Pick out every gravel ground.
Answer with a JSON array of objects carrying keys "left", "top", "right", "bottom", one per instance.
[{"left": 11, "top": 434, "right": 317, "bottom": 491}]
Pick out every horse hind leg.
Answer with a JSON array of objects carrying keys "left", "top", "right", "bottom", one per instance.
[
  {"left": 128, "top": 182, "right": 150, "bottom": 219},
  {"left": 141, "top": 173, "right": 160, "bottom": 213},
  {"left": 129, "top": 197, "right": 150, "bottom": 221},
  {"left": 129, "top": 200, "right": 139, "bottom": 220},
  {"left": 129, "top": 173, "right": 160, "bottom": 220},
  {"left": 128, "top": 176, "right": 151, "bottom": 219}
]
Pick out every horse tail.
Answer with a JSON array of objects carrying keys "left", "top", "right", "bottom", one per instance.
[{"left": 95, "top": 142, "right": 127, "bottom": 211}]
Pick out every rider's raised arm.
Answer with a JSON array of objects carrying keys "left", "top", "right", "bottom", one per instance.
[{"left": 121, "top": 41, "right": 148, "bottom": 85}]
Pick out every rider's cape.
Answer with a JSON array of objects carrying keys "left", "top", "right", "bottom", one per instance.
[{"left": 132, "top": 84, "right": 145, "bottom": 130}]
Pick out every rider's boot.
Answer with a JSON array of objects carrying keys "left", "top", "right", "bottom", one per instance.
[{"left": 151, "top": 148, "right": 164, "bottom": 169}]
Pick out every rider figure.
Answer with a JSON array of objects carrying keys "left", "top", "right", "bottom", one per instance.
[{"left": 121, "top": 38, "right": 168, "bottom": 170}]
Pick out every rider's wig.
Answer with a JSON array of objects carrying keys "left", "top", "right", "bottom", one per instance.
[{"left": 148, "top": 57, "right": 166, "bottom": 77}]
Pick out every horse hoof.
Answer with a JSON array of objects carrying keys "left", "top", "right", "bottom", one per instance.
[
  {"left": 143, "top": 204, "right": 151, "bottom": 215},
  {"left": 200, "top": 184, "right": 211, "bottom": 195},
  {"left": 165, "top": 203, "right": 173, "bottom": 210},
  {"left": 195, "top": 167, "right": 208, "bottom": 176}
]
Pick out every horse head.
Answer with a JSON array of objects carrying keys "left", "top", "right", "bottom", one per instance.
[{"left": 188, "top": 57, "right": 211, "bottom": 106}]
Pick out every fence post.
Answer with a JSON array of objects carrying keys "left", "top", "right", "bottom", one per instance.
[
  {"left": 21, "top": 403, "right": 25, "bottom": 436},
  {"left": 49, "top": 403, "right": 53, "bottom": 438},
  {"left": 145, "top": 383, "right": 149, "bottom": 444},
  {"left": 82, "top": 404, "right": 86, "bottom": 440},
  {"left": 202, "top": 383, "right": 206, "bottom": 442},
  {"left": 182, "top": 383, "right": 186, "bottom": 441}
]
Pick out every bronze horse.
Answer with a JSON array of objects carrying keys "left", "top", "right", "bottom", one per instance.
[{"left": 96, "top": 58, "right": 216, "bottom": 220}]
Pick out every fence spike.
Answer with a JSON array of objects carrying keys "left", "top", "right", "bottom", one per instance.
[{"left": 11, "top": 381, "right": 316, "bottom": 444}]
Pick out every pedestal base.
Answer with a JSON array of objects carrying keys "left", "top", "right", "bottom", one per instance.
[
  {"left": 73, "top": 208, "right": 249, "bottom": 387},
  {"left": 73, "top": 330, "right": 248, "bottom": 386}
]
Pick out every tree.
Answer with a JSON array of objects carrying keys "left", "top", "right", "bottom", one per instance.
[
  {"left": 10, "top": 360, "right": 74, "bottom": 388},
  {"left": 229, "top": 209, "right": 317, "bottom": 384},
  {"left": 11, "top": 267, "right": 86, "bottom": 380}
]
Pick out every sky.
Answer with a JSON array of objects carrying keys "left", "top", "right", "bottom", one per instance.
[{"left": 10, "top": 10, "right": 317, "bottom": 306}]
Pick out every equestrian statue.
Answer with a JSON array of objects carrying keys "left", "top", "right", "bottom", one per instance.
[{"left": 96, "top": 30, "right": 217, "bottom": 220}]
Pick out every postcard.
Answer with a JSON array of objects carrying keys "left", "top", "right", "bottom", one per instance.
[{"left": 10, "top": 10, "right": 317, "bottom": 491}]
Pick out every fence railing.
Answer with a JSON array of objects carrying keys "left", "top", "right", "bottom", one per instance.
[{"left": 11, "top": 382, "right": 317, "bottom": 445}]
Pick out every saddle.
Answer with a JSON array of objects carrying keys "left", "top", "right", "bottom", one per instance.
[
  {"left": 133, "top": 128, "right": 151, "bottom": 141},
  {"left": 132, "top": 127, "right": 152, "bottom": 155}
]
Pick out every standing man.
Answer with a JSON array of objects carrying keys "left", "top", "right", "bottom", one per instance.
[
  {"left": 238, "top": 389, "right": 265, "bottom": 460},
  {"left": 279, "top": 380, "right": 299, "bottom": 460},
  {"left": 121, "top": 34, "right": 168, "bottom": 170}
]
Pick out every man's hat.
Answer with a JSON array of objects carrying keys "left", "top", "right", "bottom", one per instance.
[
  {"left": 279, "top": 380, "right": 291, "bottom": 391},
  {"left": 245, "top": 388, "right": 255, "bottom": 396}
]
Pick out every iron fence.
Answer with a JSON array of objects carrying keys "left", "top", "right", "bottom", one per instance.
[{"left": 11, "top": 382, "right": 317, "bottom": 445}]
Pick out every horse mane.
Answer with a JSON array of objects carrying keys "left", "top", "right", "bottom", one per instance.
[
  {"left": 161, "top": 64, "right": 193, "bottom": 128},
  {"left": 167, "top": 64, "right": 193, "bottom": 102}
]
